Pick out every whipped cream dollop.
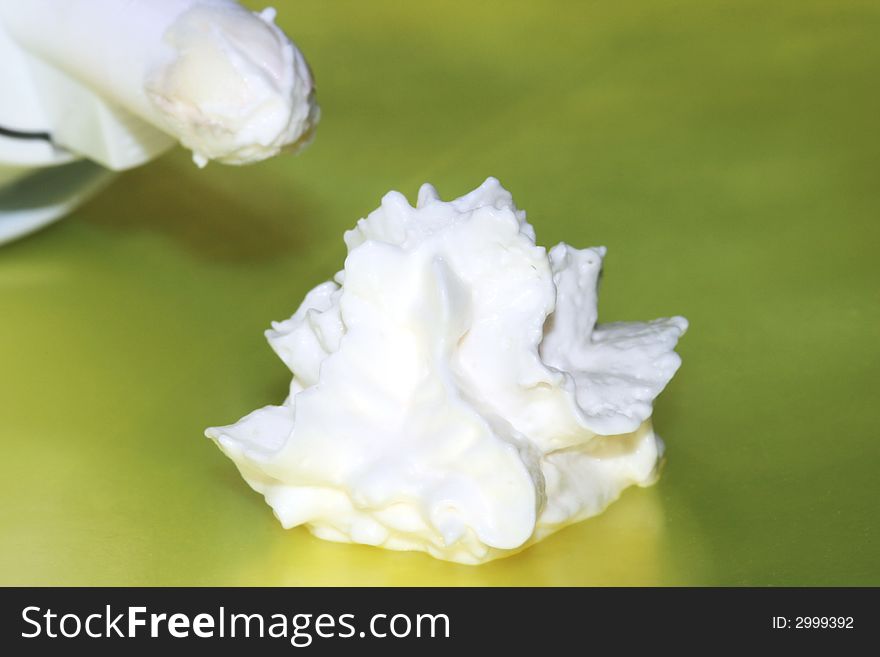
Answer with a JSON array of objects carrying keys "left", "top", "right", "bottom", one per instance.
[
  {"left": 206, "top": 179, "right": 687, "bottom": 564},
  {"left": 146, "top": 4, "right": 318, "bottom": 166}
]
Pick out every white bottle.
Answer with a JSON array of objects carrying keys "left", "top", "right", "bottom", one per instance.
[{"left": 0, "top": 0, "right": 318, "bottom": 245}]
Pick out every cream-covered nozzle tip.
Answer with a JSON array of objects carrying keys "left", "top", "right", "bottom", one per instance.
[{"left": 146, "top": 4, "right": 319, "bottom": 166}]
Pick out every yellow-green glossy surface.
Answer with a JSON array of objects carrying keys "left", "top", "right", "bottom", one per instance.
[{"left": 1, "top": 0, "right": 878, "bottom": 585}]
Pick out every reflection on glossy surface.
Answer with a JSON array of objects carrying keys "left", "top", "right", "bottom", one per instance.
[
  {"left": 239, "top": 488, "right": 675, "bottom": 586},
  {"left": 0, "top": 0, "right": 878, "bottom": 585}
]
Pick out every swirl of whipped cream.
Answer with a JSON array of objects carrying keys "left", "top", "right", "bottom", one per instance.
[{"left": 206, "top": 178, "right": 687, "bottom": 564}]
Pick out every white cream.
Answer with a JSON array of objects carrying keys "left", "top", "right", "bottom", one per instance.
[
  {"left": 145, "top": 4, "right": 318, "bottom": 166},
  {"left": 206, "top": 179, "right": 687, "bottom": 564}
]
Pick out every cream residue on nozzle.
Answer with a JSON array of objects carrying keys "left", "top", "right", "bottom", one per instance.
[
  {"left": 206, "top": 178, "right": 687, "bottom": 564},
  {"left": 146, "top": 5, "right": 318, "bottom": 166}
]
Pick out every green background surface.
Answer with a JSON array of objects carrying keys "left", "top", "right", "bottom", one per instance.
[{"left": 1, "top": 0, "right": 878, "bottom": 586}]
